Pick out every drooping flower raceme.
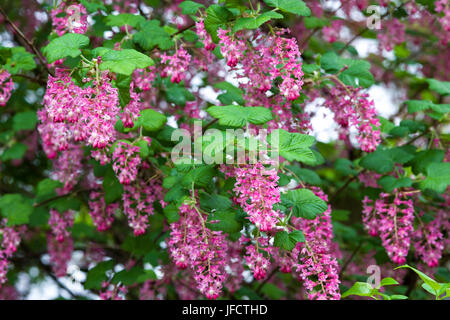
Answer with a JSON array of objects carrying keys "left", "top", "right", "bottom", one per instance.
[
  {"left": 112, "top": 141, "right": 142, "bottom": 185},
  {"left": 161, "top": 47, "right": 191, "bottom": 84},
  {"left": 291, "top": 188, "right": 341, "bottom": 300},
  {"left": 413, "top": 208, "right": 448, "bottom": 268},
  {"left": 0, "top": 220, "right": 21, "bottom": 287},
  {"left": 0, "top": 70, "right": 14, "bottom": 107},
  {"left": 48, "top": 209, "right": 74, "bottom": 242},
  {"left": 88, "top": 191, "right": 119, "bottom": 232},
  {"left": 41, "top": 68, "right": 120, "bottom": 151},
  {"left": 121, "top": 163, "right": 163, "bottom": 236},
  {"left": 362, "top": 192, "right": 415, "bottom": 264},
  {"left": 168, "top": 201, "right": 228, "bottom": 299},
  {"left": 47, "top": 234, "right": 73, "bottom": 278},
  {"left": 195, "top": 19, "right": 215, "bottom": 51},
  {"left": 324, "top": 84, "right": 381, "bottom": 152},
  {"left": 217, "top": 28, "right": 246, "bottom": 67},
  {"left": 233, "top": 163, "right": 282, "bottom": 232}
]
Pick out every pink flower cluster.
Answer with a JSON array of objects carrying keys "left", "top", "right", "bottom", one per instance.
[
  {"left": 243, "top": 238, "right": 272, "bottom": 280},
  {"left": 218, "top": 28, "right": 304, "bottom": 101},
  {"left": 40, "top": 68, "right": 120, "bottom": 154},
  {"left": 161, "top": 47, "right": 191, "bottom": 83},
  {"left": 322, "top": 20, "right": 344, "bottom": 43},
  {"left": 47, "top": 234, "right": 73, "bottom": 277},
  {"left": 50, "top": 146, "right": 84, "bottom": 193},
  {"left": 217, "top": 28, "right": 246, "bottom": 67},
  {"left": 195, "top": 19, "right": 215, "bottom": 51},
  {"left": 362, "top": 192, "right": 415, "bottom": 264},
  {"left": 88, "top": 191, "right": 119, "bottom": 232},
  {"left": 120, "top": 83, "right": 142, "bottom": 128},
  {"left": 324, "top": 85, "right": 381, "bottom": 152},
  {"left": 291, "top": 188, "right": 341, "bottom": 300},
  {"left": 122, "top": 166, "right": 163, "bottom": 235},
  {"left": 233, "top": 163, "right": 282, "bottom": 232},
  {"left": 112, "top": 141, "right": 142, "bottom": 185},
  {"left": 413, "top": 200, "right": 449, "bottom": 268},
  {"left": 266, "top": 29, "right": 304, "bottom": 101},
  {"left": 377, "top": 19, "right": 406, "bottom": 51},
  {"left": 435, "top": 0, "right": 450, "bottom": 44},
  {"left": 168, "top": 202, "right": 227, "bottom": 299},
  {"left": 0, "top": 220, "right": 21, "bottom": 287},
  {"left": 51, "top": 3, "right": 88, "bottom": 36},
  {"left": 48, "top": 209, "right": 74, "bottom": 242},
  {"left": 0, "top": 70, "right": 13, "bottom": 106},
  {"left": 133, "top": 67, "right": 156, "bottom": 92}
]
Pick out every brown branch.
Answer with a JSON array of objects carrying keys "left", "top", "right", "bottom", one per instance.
[
  {"left": 339, "top": 242, "right": 363, "bottom": 278},
  {"left": 0, "top": 6, "right": 55, "bottom": 77}
]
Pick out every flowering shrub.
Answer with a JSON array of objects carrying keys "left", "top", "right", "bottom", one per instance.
[{"left": 0, "top": 0, "right": 448, "bottom": 301}]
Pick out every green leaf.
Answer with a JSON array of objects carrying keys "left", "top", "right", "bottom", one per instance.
[
  {"left": 427, "top": 78, "right": 450, "bottom": 96},
  {"left": 303, "top": 17, "right": 328, "bottom": 29},
  {"left": 98, "top": 48, "right": 154, "bottom": 75},
  {"left": 12, "top": 111, "right": 37, "bottom": 131},
  {"left": 281, "top": 189, "right": 327, "bottom": 219},
  {"left": 105, "top": 14, "right": 145, "bottom": 28},
  {"left": 405, "top": 100, "right": 433, "bottom": 113},
  {"left": 0, "top": 194, "right": 34, "bottom": 225},
  {"left": 338, "top": 60, "right": 374, "bottom": 88},
  {"left": 79, "top": 0, "right": 107, "bottom": 12},
  {"left": 378, "top": 116, "right": 395, "bottom": 133},
  {"left": 42, "top": 33, "right": 90, "bottom": 63},
  {"left": 321, "top": 52, "right": 342, "bottom": 73},
  {"left": 378, "top": 176, "right": 412, "bottom": 193},
  {"left": 165, "top": 84, "right": 195, "bottom": 106},
  {"left": 342, "top": 282, "right": 374, "bottom": 298},
  {"left": 35, "top": 178, "right": 63, "bottom": 203},
  {"left": 199, "top": 193, "right": 232, "bottom": 212},
  {"left": 274, "top": 231, "right": 291, "bottom": 250},
  {"left": 378, "top": 277, "right": 399, "bottom": 288},
  {"left": 103, "top": 167, "right": 123, "bottom": 204},
  {"left": 420, "top": 162, "right": 450, "bottom": 193},
  {"left": 85, "top": 260, "right": 115, "bottom": 290},
  {"left": 179, "top": 1, "right": 205, "bottom": 15},
  {"left": 286, "top": 165, "right": 322, "bottom": 185},
  {"left": 135, "top": 109, "right": 167, "bottom": 132},
  {"left": 395, "top": 265, "right": 442, "bottom": 296},
  {"left": 4, "top": 47, "right": 36, "bottom": 74},
  {"left": 409, "top": 149, "right": 445, "bottom": 175},
  {"left": 331, "top": 209, "right": 350, "bottom": 221},
  {"left": 204, "top": 5, "right": 233, "bottom": 42},
  {"left": 232, "top": 11, "right": 283, "bottom": 32},
  {"left": 181, "top": 165, "right": 215, "bottom": 188},
  {"left": 207, "top": 210, "right": 242, "bottom": 233},
  {"left": 134, "top": 20, "right": 174, "bottom": 50},
  {"left": 111, "top": 266, "right": 155, "bottom": 286},
  {"left": 263, "top": 0, "right": 311, "bottom": 16},
  {"left": 360, "top": 150, "right": 394, "bottom": 174},
  {"left": 268, "top": 129, "right": 316, "bottom": 163},
  {"left": 163, "top": 203, "right": 180, "bottom": 223},
  {"left": 214, "top": 81, "right": 245, "bottom": 105},
  {"left": 207, "top": 105, "right": 273, "bottom": 127},
  {"left": 289, "top": 230, "right": 305, "bottom": 243},
  {"left": 334, "top": 158, "right": 358, "bottom": 176},
  {"left": 260, "top": 283, "right": 285, "bottom": 299},
  {"left": 1, "top": 142, "right": 27, "bottom": 161}
]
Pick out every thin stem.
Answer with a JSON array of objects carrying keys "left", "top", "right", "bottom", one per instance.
[{"left": 0, "top": 6, "right": 55, "bottom": 76}]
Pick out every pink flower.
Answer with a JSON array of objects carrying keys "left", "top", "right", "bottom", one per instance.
[
  {"left": 233, "top": 163, "right": 282, "bottom": 232},
  {"left": 0, "top": 70, "right": 14, "bottom": 106},
  {"left": 161, "top": 47, "right": 191, "bottom": 84}
]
